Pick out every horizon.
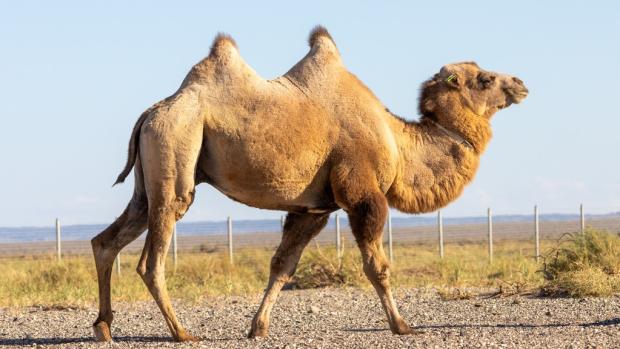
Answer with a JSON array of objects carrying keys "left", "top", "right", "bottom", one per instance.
[
  {"left": 1, "top": 1, "right": 618, "bottom": 226},
  {"left": 2, "top": 208, "right": 618, "bottom": 230}
]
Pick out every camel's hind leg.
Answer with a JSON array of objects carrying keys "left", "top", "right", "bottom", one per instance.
[
  {"left": 132, "top": 97, "right": 203, "bottom": 341},
  {"left": 91, "top": 191, "right": 148, "bottom": 342},
  {"left": 248, "top": 212, "right": 329, "bottom": 338},
  {"left": 135, "top": 186, "right": 197, "bottom": 342}
]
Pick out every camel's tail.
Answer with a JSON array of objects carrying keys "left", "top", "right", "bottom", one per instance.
[{"left": 113, "top": 107, "right": 152, "bottom": 186}]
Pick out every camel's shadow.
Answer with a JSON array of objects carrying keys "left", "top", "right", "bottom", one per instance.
[
  {"left": 344, "top": 317, "right": 620, "bottom": 333},
  {"left": 1, "top": 318, "right": 618, "bottom": 346},
  {"left": 0, "top": 335, "right": 169, "bottom": 346}
]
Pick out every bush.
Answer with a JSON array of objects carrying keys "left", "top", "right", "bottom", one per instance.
[{"left": 541, "top": 229, "right": 620, "bottom": 297}]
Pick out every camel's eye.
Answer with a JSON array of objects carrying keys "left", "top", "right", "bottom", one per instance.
[{"left": 478, "top": 73, "right": 495, "bottom": 89}]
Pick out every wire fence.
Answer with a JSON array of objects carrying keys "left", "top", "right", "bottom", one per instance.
[{"left": 1, "top": 205, "right": 619, "bottom": 274}]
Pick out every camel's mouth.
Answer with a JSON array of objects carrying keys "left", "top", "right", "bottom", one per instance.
[
  {"left": 510, "top": 90, "right": 529, "bottom": 104},
  {"left": 502, "top": 87, "right": 529, "bottom": 108},
  {"left": 499, "top": 75, "right": 529, "bottom": 108}
]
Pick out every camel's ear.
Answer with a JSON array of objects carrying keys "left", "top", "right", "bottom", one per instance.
[
  {"left": 445, "top": 74, "right": 459, "bottom": 87},
  {"left": 439, "top": 66, "right": 463, "bottom": 89}
]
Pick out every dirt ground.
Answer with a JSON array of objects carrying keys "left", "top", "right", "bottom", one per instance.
[{"left": 1, "top": 288, "right": 619, "bottom": 348}]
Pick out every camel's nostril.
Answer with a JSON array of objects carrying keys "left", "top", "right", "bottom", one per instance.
[{"left": 512, "top": 77, "right": 524, "bottom": 85}]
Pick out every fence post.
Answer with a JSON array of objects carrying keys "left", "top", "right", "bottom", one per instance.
[
  {"left": 580, "top": 203, "right": 585, "bottom": 234},
  {"left": 387, "top": 210, "right": 393, "bottom": 264},
  {"left": 487, "top": 208, "right": 493, "bottom": 263},
  {"left": 115, "top": 254, "right": 121, "bottom": 276},
  {"left": 438, "top": 210, "right": 444, "bottom": 258},
  {"left": 55, "top": 218, "right": 61, "bottom": 261},
  {"left": 335, "top": 213, "right": 341, "bottom": 259},
  {"left": 227, "top": 216, "right": 233, "bottom": 264},
  {"left": 172, "top": 223, "right": 178, "bottom": 271},
  {"left": 534, "top": 205, "right": 540, "bottom": 263}
]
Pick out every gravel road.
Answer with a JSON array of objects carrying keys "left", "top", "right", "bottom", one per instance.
[{"left": 1, "top": 288, "right": 619, "bottom": 348}]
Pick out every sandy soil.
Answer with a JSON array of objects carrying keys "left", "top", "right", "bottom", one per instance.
[{"left": 1, "top": 288, "right": 619, "bottom": 348}]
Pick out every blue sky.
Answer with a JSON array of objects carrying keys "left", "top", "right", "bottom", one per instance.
[{"left": 1, "top": 1, "right": 618, "bottom": 227}]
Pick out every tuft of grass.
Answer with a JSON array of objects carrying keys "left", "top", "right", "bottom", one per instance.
[
  {"left": 437, "top": 287, "right": 476, "bottom": 300},
  {"left": 292, "top": 242, "right": 365, "bottom": 289},
  {"left": 541, "top": 229, "right": 620, "bottom": 297}
]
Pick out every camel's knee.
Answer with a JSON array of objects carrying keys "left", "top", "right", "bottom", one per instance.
[
  {"left": 149, "top": 192, "right": 193, "bottom": 224},
  {"left": 172, "top": 191, "right": 194, "bottom": 220},
  {"left": 363, "top": 260, "right": 391, "bottom": 284},
  {"left": 269, "top": 253, "right": 296, "bottom": 282},
  {"left": 135, "top": 254, "right": 151, "bottom": 281},
  {"left": 91, "top": 226, "right": 115, "bottom": 251},
  {"left": 91, "top": 197, "right": 147, "bottom": 256},
  {"left": 136, "top": 256, "right": 165, "bottom": 287},
  {"left": 91, "top": 234, "right": 115, "bottom": 264},
  {"left": 359, "top": 245, "right": 391, "bottom": 287},
  {"left": 136, "top": 265, "right": 162, "bottom": 287},
  {"left": 136, "top": 262, "right": 147, "bottom": 279},
  {"left": 136, "top": 257, "right": 156, "bottom": 282},
  {"left": 91, "top": 235, "right": 103, "bottom": 253}
]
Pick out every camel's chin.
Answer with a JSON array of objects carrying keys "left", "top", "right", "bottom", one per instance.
[
  {"left": 498, "top": 95, "right": 526, "bottom": 110},
  {"left": 496, "top": 102, "right": 510, "bottom": 110}
]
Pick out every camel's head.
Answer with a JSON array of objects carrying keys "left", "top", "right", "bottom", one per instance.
[{"left": 419, "top": 62, "right": 528, "bottom": 120}]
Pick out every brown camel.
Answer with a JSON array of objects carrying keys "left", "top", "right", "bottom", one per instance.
[{"left": 91, "top": 26, "right": 528, "bottom": 341}]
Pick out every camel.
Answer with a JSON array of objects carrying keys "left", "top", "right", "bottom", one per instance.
[{"left": 91, "top": 26, "right": 528, "bottom": 342}]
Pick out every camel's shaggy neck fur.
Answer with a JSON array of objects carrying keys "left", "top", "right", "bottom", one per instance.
[{"left": 385, "top": 109, "right": 492, "bottom": 214}]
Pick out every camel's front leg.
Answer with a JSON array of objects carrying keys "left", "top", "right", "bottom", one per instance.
[
  {"left": 348, "top": 192, "right": 412, "bottom": 335},
  {"left": 330, "top": 164, "right": 412, "bottom": 335},
  {"left": 248, "top": 212, "right": 329, "bottom": 338}
]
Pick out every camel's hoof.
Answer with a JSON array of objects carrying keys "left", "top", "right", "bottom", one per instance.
[
  {"left": 175, "top": 331, "right": 201, "bottom": 342},
  {"left": 247, "top": 326, "right": 269, "bottom": 339},
  {"left": 93, "top": 321, "right": 113, "bottom": 342},
  {"left": 391, "top": 318, "right": 415, "bottom": 335}
]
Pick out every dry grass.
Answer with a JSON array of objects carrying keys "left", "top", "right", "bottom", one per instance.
[
  {"left": 0, "top": 239, "right": 550, "bottom": 307},
  {"left": 1, "top": 232, "right": 617, "bottom": 307},
  {"left": 541, "top": 229, "right": 620, "bottom": 297}
]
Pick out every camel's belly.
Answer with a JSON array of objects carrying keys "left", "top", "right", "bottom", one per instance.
[
  {"left": 198, "top": 132, "right": 334, "bottom": 210},
  {"left": 205, "top": 167, "right": 332, "bottom": 211}
]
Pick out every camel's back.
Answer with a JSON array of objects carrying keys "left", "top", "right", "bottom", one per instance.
[{"left": 190, "top": 30, "right": 399, "bottom": 210}]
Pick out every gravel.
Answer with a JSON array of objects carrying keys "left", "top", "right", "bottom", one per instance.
[{"left": 1, "top": 288, "right": 619, "bottom": 348}]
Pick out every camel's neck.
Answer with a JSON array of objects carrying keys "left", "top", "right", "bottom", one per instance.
[{"left": 385, "top": 110, "right": 492, "bottom": 214}]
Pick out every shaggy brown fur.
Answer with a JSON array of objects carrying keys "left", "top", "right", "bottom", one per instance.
[{"left": 92, "top": 27, "right": 528, "bottom": 342}]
